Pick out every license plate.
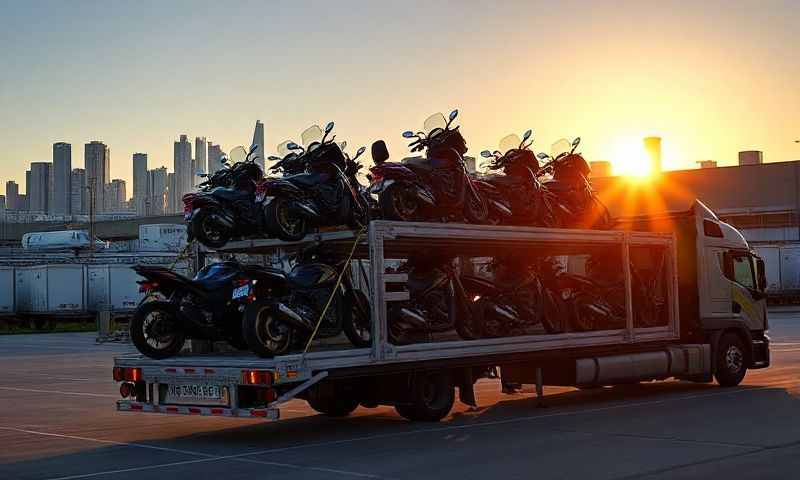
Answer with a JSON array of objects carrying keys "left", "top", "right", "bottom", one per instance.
[
  {"left": 164, "top": 383, "right": 227, "bottom": 406},
  {"left": 184, "top": 212, "right": 192, "bottom": 221},
  {"left": 232, "top": 284, "right": 251, "bottom": 299}
]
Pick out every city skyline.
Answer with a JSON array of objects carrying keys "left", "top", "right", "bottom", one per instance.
[{"left": 1, "top": 1, "right": 798, "bottom": 191}]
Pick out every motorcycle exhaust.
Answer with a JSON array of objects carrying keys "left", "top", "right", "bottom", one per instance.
[
  {"left": 413, "top": 188, "right": 436, "bottom": 206},
  {"left": 209, "top": 212, "right": 235, "bottom": 229},
  {"left": 398, "top": 308, "right": 428, "bottom": 328},
  {"left": 490, "top": 200, "right": 513, "bottom": 217},
  {"left": 274, "top": 303, "right": 313, "bottom": 331}
]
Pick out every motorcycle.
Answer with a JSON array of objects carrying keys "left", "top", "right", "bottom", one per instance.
[
  {"left": 462, "top": 255, "right": 563, "bottom": 337},
  {"left": 183, "top": 144, "right": 266, "bottom": 248},
  {"left": 197, "top": 148, "right": 263, "bottom": 192},
  {"left": 266, "top": 140, "right": 308, "bottom": 176},
  {"left": 368, "top": 109, "right": 489, "bottom": 224},
  {"left": 130, "top": 261, "right": 287, "bottom": 359},
  {"left": 388, "top": 254, "right": 481, "bottom": 344},
  {"left": 478, "top": 130, "right": 558, "bottom": 227},
  {"left": 241, "top": 244, "right": 371, "bottom": 357},
  {"left": 260, "top": 122, "right": 370, "bottom": 241},
  {"left": 536, "top": 138, "right": 614, "bottom": 229}
]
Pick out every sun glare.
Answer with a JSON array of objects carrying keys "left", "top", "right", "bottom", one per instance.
[{"left": 612, "top": 138, "right": 652, "bottom": 178}]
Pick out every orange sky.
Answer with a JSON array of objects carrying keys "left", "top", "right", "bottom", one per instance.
[{"left": 1, "top": 1, "right": 798, "bottom": 194}]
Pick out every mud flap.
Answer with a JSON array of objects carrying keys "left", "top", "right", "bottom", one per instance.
[{"left": 456, "top": 368, "right": 477, "bottom": 407}]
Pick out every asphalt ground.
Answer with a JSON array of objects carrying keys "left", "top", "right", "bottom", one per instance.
[{"left": 2, "top": 311, "right": 800, "bottom": 479}]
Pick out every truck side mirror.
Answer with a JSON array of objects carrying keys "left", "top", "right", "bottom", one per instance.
[{"left": 756, "top": 258, "right": 767, "bottom": 291}]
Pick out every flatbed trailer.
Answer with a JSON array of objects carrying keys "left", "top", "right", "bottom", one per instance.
[{"left": 114, "top": 201, "right": 770, "bottom": 422}]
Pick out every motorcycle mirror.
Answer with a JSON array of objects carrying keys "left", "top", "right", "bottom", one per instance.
[
  {"left": 480, "top": 150, "right": 493, "bottom": 158},
  {"left": 445, "top": 109, "right": 458, "bottom": 129},
  {"left": 355, "top": 146, "right": 366, "bottom": 158},
  {"left": 537, "top": 152, "right": 549, "bottom": 160},
  {"left": 572, "top": 137, "right": 581, "bottom": 147},
  {"left": 286, "top": 142, "right": 301, "bottom": 150},
  {"left": 324, "top": 121, "right": 334, "bottom": 133},
  {"left": 402, "top": 130, "right": 416, "bottom": 138},
  {"left": 522, "top": 130, "right": 533, "bottom": 142},
  {"left": 267, "top": 155, "right": 281, "bottom": 161}
]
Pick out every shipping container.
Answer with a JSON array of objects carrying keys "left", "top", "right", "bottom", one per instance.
[
  {"left": 88, "top": 265, "right": 146, "bottom": 312},
  {"left": 14, "top": 268, "right": 34, "bottom": 312},
  {"left": 0, "top": 266, "right": 15, "bottom": 314},
  {"left": 753, "top": 245, "right": 781, "bottom": 291},
  {"left": 138, "top": 224, "right": 187, "bottom": 252},
  {"left": 24, "top": 265, "right": 86, "bottom": 313}
]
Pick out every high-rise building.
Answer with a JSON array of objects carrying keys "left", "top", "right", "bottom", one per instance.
[
  {"left": 29, "top": 162, "right": 52, "bottom": 213},
  {"left": 644, "top": 137, "right": 662, "bottom": 175},
  {"left": 252, "top": 120, "right": 265, "bottom": 171},
  {"left": 52, "top": 142, "right": 72, "bottom": 215},
  {"left": 106, "top": 179, "right": 127, "bottom": 211},
  {"left": 195, "top": 137, "right": 207, "bottom": 179},
  {"left": 147, "top": 167, "right": 168, "bottom": 215},
  {"left": 133, "top": 153, "right": 148, "bottom": 215},
  {"left": 18, "top": 194, "right": 28, "bottom": 211},
  {"left": 173, "top": 135, "right": 192, "bottom": 211},
  {"left": 167, "top": 172, "right": 177, "bottom": 213},
  {"left": 207, "top": 142, "right": 224, "bottom": 175},
  {"left": 5, "top": 181, "right": 19, "bottom": 210},
  {"left": 85, "top": 141, "right": 110, "bottom": 213},
  {"left": 0, "top": 195, "right": 5, "bottom": 210},
  {"left": 71, "top": 168, "right": 86, "bottom": 214}
]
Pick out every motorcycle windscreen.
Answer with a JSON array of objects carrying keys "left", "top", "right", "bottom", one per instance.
[
  {"left": 423, "top": 113, "right": 447, "bottom": 137},
  {"left": 301, "top": 125, "right": 324, "bottom": 148},
  {"left": 277, "top": 140, "right": 293, "bottom": 157},
  {"left": 499, "top": 134, "right": 522, "bottom": 154}
]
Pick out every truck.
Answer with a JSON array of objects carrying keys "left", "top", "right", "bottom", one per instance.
[{"left": 113, "top": 200, "right": 770, "bottom": 422}]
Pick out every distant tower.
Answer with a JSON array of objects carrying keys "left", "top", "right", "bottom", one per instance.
[
  {"left": 194, "top": 136, "right": 207, "bottom": 178},
  {"left": 85, "top": 141, "right": 110, "bottom": 213},
  {"left": 589, "top": 161, "right": 612, "bottom": 178},
  {"left": 252, "top": 120, "right": 265, "bottom": 171},
  {"left": 53, "top": 142, "right": 72, "bottom": 215},
  {"left": 173, "top": 135, "right": 192, "bottom": 208},
  {"left": 132, "top": 153, "right": 148, "bottom": 215},
  {"left": 29, "top": 162, "right": 52, "bottom": 213},
  {"left": 644, "top": 137, "right": 662, "bottom": 174},
  {"left": 738, "top": 150, "right": 763, "bottom": 166},
  {"left": 71, "top": 168, "right": 86, "bottom": 214}
]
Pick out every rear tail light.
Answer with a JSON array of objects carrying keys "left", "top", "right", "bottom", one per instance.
[
  {"left": 234, "top": 278, "right": 250, "bottom": 287},
  {"left": 113, "top": 367, "right": 142, "bottom": 382},
  {"left": 138, "top": 281, "right": 157, "bottom": 293},
  {"left": 242, "top": 369, "right": 273, "bottom": 386}
]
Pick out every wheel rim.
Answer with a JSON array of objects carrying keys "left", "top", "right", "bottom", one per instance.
[
  {"left": 276, "top": 201, "right": 305, "bottom": 236},
  {"left": 393, "top": 188, "right": 419, "bottom": 219},
  {"left": 725, "top": 345, "right": 744, "bottom": 373},
  {"left": 255, "top": 306, "right": 289, "bottom": 351},
  {"left": 142, "top": 309, "right": 177, "bottom": 350},
  {"left": 201, "top": 215, "right": 224, "bottom": 243}
]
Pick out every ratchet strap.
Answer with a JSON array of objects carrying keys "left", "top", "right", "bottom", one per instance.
[{"left": 302, "top": 227, "right": 367, "bottom": 355}]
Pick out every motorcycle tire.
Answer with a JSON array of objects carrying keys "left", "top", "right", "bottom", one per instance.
[
  {"left": 242, "top": 299, "right": 294, "bottom": 358},
  {"left": 380, "top": 184, "right": 421, "bottom": 221},
  {"left": 130, "top": 301, "right": 186, "bottom": 360},
  {"left": 191, "top": 208, "right": 232, "bottom": 249},
  {"left": 342, "top": 290, "right": 371, "bottom": 348},
  {"left": 264, "top": 197, "right": 308, "bottom": 242}
]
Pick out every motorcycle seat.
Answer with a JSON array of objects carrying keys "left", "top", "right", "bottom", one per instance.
[
  {"left": 402, "top": 156, "right": 433, "bottom": 172},
  {"left": 283, "top": 171, "right": 330, "bottom": 188},
  {"left": 211, "top": 187, "right": 252, "bottom": 202}
]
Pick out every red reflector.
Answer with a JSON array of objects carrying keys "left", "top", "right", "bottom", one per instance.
[
  {"left": 242, "top": 370, "right": 273, "bottom": 385},
  {"left": 113, "top": 367, "right": 124, "bottom": 382},
  {"left": 129, "top": 403, "right": 143, "bottom": 411},
  {"left": 188, "top": 407, "right": 201, "bottom": 415},
  {"left": 250, "top": 409, "right": 267, "bottom": 417},
  {"left": 166, "top": 406, "right": 179, "bottom": 413},
  {"left": 210, "top": 408, "right": 224, "bottom": 415}
]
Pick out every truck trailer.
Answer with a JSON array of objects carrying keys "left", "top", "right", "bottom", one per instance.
[{"left": 113, "top": 200, "right": 770, "bottom": 422}]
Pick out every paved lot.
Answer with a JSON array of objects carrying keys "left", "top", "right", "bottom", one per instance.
[{"left": 2, "top": 311, "right": 800, "bottom": 479}]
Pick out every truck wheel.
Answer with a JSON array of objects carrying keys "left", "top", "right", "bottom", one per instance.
[
  {"left": 714, "top": 333, "right": 747, "bottom": 387},
  {"left": 307, "top": 395, "right": 359, "bottom": 417},
  {"left": 395, "top": 372, "right": 455, "bottom": 422}
]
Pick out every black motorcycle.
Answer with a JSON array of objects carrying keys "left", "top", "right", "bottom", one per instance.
[
  {"left": 260, "top": 122, "right": 370, "bottom": 241},
  {"left": 536, "top": 138, "right": 614, "bottom": 229},
  {"left": 241, "top": 245, "right": 371, "bottom": 357},
  {"left": 368, "top": 110, "right": 489, "bottom": 224},
  {"left": 388, "top": 254, "right": 482, "bottom": 344},
  {"left": 184, "top": 144, "right": 266, "bottom": 248},
  {"left": 196, "top": 148, "right": 263, "bottom": 192},
  {"left": 478, "top": 130, "right": 558, "bottom": 227},
  {"left": 130, "top": 261, "right": 286, "bottom": 359}
]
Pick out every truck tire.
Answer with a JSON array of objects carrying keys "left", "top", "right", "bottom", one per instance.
[
  {"left": 307, "top": 395, "right": 359, "bottom": 417},
  {"left": 394, "top": 372, "right": 455, "bottom": 422},
  {"left": 714, "top": 332, "right": 747, "bottom": 387}
]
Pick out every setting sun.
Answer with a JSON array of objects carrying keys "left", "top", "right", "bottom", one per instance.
[{"left": 611, "top": 137, "right": 653, "bottom": 178}]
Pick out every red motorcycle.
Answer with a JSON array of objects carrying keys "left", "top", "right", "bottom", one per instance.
[{"left": 368, "top": 110, "right": 489, "bottom": 224}]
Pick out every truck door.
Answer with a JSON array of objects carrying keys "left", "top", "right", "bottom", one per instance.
[{"left": 723, "top": 251, "right": 768, "bottom": 331}]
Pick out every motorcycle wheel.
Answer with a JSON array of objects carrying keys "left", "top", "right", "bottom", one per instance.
[
  {"left": 264, "top": 198, "right": 307, "bottom": 242},
  {"left": 191, "top": 209, "right": 231, "bottom": 249},
  {"left": 130, "top": 301, "right": 186, "bottom": 359},
  {"left": 380, "top": 184, "right": 420, "bottom": 221},
  {"left": 463, "top": 191, "right": 489, "bottom": 224},
  {"left": 242, "top": 300, "right": 293, "bottom": 358},
  {"left": 342, "top": 290, "right": 371, "bottom": 348}
]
